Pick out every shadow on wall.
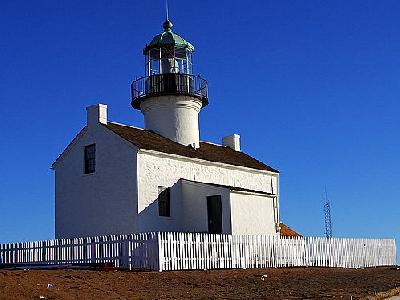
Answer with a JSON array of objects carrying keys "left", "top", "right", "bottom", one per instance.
[{"left": 137, "top": 179, "right": 230, "bottom": 234}]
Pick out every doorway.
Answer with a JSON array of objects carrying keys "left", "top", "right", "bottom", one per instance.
[{"left": 207, "top": 195, "right": 222, "bottom": 234}]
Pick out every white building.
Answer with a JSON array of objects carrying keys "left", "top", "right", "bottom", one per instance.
[{"left": 52, "top": 19, "right": 280, "bottom": 239}]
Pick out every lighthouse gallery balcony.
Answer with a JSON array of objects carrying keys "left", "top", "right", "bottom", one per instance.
[{"left": 131, "top": 73, "right": 208, "bottom": 109}]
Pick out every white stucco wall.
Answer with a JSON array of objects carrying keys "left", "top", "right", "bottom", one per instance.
[
  {"left": 137, "top": 150, "right": 279, "bottom": 234},
  {"left": 54, "top": 123, "right": 139, "bottom": 238},
  {"left": 140, "top": 95, "right": 203, "bottom": 147},
  {"left": 230, "top": 191, "right": 277, "bottom": 235},
  {"left": 180, "top": 180, "right": 231, "bottom": 233}
]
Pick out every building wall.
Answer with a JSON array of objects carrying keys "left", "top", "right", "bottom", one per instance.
[
  {"left": 230, "top": 191, "right": 277, "bottom": 235},
  {"left": 180, "top": 180, "right": 231, "bottom": 233},
  {"left": 54, "top": 124, "right": 138, "bottom": 238},
  {"left": 137, "top": 150, "right": 279, "bottom": 234}
]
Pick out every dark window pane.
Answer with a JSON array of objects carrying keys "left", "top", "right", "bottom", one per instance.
[
  {"left": 84, "top": 144, "right": 96, "bottom": 174},
  {"left": 158, "top": 187, "right": 170, "bottom": 217}
]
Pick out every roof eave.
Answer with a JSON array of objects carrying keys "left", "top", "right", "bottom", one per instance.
[{"left": 104, "top": 122, "right": 280, "bottom": 175}]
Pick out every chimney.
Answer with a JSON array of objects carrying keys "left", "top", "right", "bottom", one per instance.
[
  {"left": 222, "top": 134, "right": 240, "bottom": 151},
  {"left": 86, "top": 104, "right": 107, "bottom": 127}
]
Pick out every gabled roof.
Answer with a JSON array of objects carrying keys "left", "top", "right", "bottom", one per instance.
[
  {"left": 105, "top": 122, "right": 279, "bottom": 173},
  {"left": 279, "top": 223, "right": 301, "bottom": 237}
]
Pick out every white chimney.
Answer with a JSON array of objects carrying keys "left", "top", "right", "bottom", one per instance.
[
  {"left": 222, "top": 134, "right": 241, "bottom": 151},
  {"left": 86, "top": 104, "right": 107, "bottom": 127}
]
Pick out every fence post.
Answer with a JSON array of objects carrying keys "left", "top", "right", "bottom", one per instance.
[
  {"left": 120, "top": 237, "right": 129, "bottom": 269},
  {"left": 90, "top": 237, "right": 96, "bottom": 264},
  {"left": 157, "top": 232, "right": 163, "bottom": 272}
]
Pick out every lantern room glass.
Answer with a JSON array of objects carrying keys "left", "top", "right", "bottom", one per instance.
[{"left": 145, "top": 46, "right": 193, "bottom": 76}]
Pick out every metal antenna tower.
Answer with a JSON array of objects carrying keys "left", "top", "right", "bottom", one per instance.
[{"left": 324, "top": 186, "right": 333, "bottom": 238}]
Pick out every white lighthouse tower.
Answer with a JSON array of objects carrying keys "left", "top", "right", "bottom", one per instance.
[{"left": 131, "top": 19, "right": 208, "bottom": 148}]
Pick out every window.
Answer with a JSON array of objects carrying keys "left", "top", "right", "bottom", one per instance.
[
  {"left": 84, "top": 144, "right": 96, "bottom": 174},
  {"left": 158, "top": 187, "right": 171, "bottom": 217}
]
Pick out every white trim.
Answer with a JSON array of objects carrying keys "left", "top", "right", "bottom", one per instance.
[
  {"left": 229, "top": 189, "right": 276, "bottom": 197},
  {"left": 108, "top": 121, "right": 143, "bottom": 131},
  {"left": 181, "top": 179, "right": 230, "bottom": 192},
  {"left": 200, "top": 141, "right": 222, "bottom": 146}
]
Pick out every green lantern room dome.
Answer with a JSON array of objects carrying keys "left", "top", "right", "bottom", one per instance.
[{"left": 143, "top": 20, "right": 194, "bottom": 54}]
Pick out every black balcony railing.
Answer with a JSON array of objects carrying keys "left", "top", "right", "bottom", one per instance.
[{"left": 131, "top": 73, "right": 208, "bottom": 108}]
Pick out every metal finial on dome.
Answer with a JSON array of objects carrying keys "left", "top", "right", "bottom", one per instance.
[{"left": 163, "top": 19, "right": 173, "bottom": 31}]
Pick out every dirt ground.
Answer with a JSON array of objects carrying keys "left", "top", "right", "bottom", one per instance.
[{"left": 0, "top": 267, "right": 399, "bottom": 299}]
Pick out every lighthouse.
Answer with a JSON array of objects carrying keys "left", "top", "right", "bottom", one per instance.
[
  {"left": 131, "top": 19, "right": 208, "bottom": 148},
  {"left": 53, "top": 16, "right": 280, "bottom": 239}
]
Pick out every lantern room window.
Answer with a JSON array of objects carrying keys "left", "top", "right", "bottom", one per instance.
[
  {"left": 143, "top": 20, "right": 194, "bottom": 76},
  {"left": 145, "top": 45, "right": 193, "bottom": 76}
]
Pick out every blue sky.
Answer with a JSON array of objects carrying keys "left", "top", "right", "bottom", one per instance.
[{"left": 0, "top": 1, "right": 399, "bottom": 261}]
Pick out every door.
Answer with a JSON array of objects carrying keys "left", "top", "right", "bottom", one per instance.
[{"left": 207, "top": 195, "right": 222, "bottom": 234}]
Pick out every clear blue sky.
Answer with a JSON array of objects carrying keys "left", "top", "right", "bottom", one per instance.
[{"left": 0, "top": 1, "right": 399, "bottom": 260}]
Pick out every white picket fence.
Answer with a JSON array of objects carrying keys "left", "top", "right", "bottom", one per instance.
[
  {"left": 0, "top": 232, "right": 396, "bottom": 271},
  {"left": 158, "top": 233, "right": 396, "bottom": 271},
  {"left": 0, "top": 233, "right": 159, "bottom": 270}
]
